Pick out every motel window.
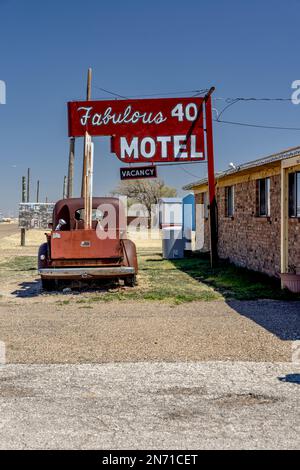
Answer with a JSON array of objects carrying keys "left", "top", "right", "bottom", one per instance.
[
  {"left": 258, "top": 178, "right": 270, "bottom": 217},
  {"left": 225, "top": 186, "right": 234, "bottom": 217},
  {"left": 289, "top": 172, "right": 300, "bottom": 217}
]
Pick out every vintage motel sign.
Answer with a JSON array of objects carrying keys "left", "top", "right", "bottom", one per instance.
[
  {"left": 68, "top": 89, "right": 217, "bottom": 265},
  {"left": 68, "top": 97, "right": 205, "bottom": 163}
]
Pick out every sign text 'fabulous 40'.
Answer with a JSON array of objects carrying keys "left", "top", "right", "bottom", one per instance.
[{"left": 68, "top": 97, "right": 205, "bottom": 163}]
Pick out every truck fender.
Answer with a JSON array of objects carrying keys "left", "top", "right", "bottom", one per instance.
[
  {"left": 121, "top": 239, "right": 138, "bottom": 273},
  {"left": 38, "top": 242, "right": 49, "bottom": 270}
]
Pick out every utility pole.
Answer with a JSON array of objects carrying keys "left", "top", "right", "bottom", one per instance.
[
  {"left": 63, "top": 175, "right": 67, "bottom": 199},
  {"left": 27, "top": 168, "right": 30, "bottom": 202},
  {"left": 22, "top": 176, "right": 26, "bottom": 204},
  {"left": 81, "top": 67, "right": 92, "bottom": 197},
  {"left": 83, "top": 133, "right": 94, "bottom": 230},
  {"left": 36, "top": 180, "right": 40, "bottom": 203},
  {"left": 21, "top": 176, "right": 26, "bottom": 246},
  {"left": 67, "top": 137, "right": 75, "bottom": 198}
]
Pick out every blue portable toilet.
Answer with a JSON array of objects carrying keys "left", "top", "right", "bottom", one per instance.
[
  {"left": 183, "top": 193, "right": 195, "bottom": 230},
  {"left": 182, "top": 193, "right": 195, "bottom": 251}
]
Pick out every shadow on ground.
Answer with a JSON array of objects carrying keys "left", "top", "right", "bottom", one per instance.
[
  {"left": 11, "top": 279, "right": 120, "bottom": 298},
  {"left": 278, "top": 374, "right": 300, "bottom": 384},
  {"left": 11, "top": 280, "right": 41, "bottom": 298},
  {"left": 170, "top": 254, "right": 300, "bottom": 340},
  {"left": 226, "top": 300, "right": 300, "bottom": 341}
]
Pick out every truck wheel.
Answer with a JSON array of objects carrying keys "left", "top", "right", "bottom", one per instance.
[
  {"left": 41, "top": 279, "right": 56, "bottom": 291},
  {"left": 124, "top": 275, "right": 136, "bottom": 287}
]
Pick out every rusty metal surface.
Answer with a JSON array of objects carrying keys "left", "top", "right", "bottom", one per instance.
[
  {"left": 50, "top": 258, "right": 122, "bottom": 267},
  {"left": 50, "top": 230, "right": 122, "bottom": 260},
  {"left": 52, "top": 197, "right": 124, "bottom": 230},
  {"left": 38, "top": 197, "right": 138, "bottom": 279}
]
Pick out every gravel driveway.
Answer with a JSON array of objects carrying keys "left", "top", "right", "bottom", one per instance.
[{"left": 0, "top": 300, "right": 298, "bottom": 363}]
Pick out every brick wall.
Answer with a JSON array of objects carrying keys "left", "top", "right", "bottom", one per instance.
[{"left": 195, "top": 173, "right": 300, "bottom": 277}]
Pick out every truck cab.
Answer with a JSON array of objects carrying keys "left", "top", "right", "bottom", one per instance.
[{"left": 38, "top": 197, "right": 138, "bottom": 290}]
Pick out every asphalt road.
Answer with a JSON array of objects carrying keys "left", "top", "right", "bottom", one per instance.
[
  {"left": 0, "top": 361, "right": 299, "bottom": 449},
  {"left": 0, "top": 223, "right": 18, "bottom": 239}
]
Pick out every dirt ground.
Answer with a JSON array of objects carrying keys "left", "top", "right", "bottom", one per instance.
[
  {"left": 0, "top": 299, "right": 298, "bottom": 363},
  {"left": 0, "top": 223, "right": 19, "bottom": 240},
  {"left": 0, "top": 227, "right": 299, "bottom": 364},
  {"left": 0, "top": 226, "right": 299, "bottom": 450}
]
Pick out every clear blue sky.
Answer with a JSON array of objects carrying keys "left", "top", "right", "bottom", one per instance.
[{"left": 1, "top": 0, "right": 300, "bottom": 215}]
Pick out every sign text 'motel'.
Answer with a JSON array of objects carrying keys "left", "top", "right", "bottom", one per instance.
[
  {"left": 120, "top": 165, "right": 157, "bottom": 180},
  {"left": 68, "top": 97, "right": 205, "bottom": 163}
]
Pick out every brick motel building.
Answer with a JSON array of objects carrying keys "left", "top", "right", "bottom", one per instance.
[{"left": 183, "top": 146, "right": 300, "bottom": 283}]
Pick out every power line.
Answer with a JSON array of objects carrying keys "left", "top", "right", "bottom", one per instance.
[
  {"left": 215, "top": 95, "right": 296, "bottom": 120},
  {"left": 93, "top": 85, "right": 128, "bottom": 99},
  {"left": 215, "top": 97, "right": 293, "bottom": 102},
  {"left": 151, "top": 161, "right": 207, "bottom": 167},
  {"left": 93, "top": 84, "right": 295, "bottom": 102},
  {"left": 178, "top": 165, "right": 203, "bottom": 178},
  {"left": 128, "top": 89, "right": 208, "bottom": 98},
  {"left": 216, "top": 98, "right": 240, "bottom": 120},
  {"left": 214, "top": 96, "right": 300, "bottom": 130},
  {"left": 92, "top": 84, "right": 300, "bottom": 131},
  {"left": 213, "top": 118, "right": 300, "bottom": 131},
  {"left": 93, "top": 85, "right": 208, "bottom": 99}
]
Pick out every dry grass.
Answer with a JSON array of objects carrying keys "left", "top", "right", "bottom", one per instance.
[
  {"left": 0, "top": 229, "right": 297, "bottom": 303},
  {"left": 0, "top": 229, "right": 47, "bottom": 258},
  {"left": 0, "top": 228, "right": 161, "bottom": 252}
]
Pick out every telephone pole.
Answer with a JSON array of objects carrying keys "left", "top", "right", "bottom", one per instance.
[
  {"left": 63, "top": 175, "right": 67, "bottom": 199},
  {"left": 81, "top": 68, "right": 92, "bottom": 197},
  {"left": 22, "top": 176, "right": 26, "bottom": 204},
  {"left": 20, "top": 176, "right": 26, "bottom": 246},
  {"left": 27, "top": 168, "right": 30, "bottom": 202},
  {"left": 36, "top": 180, "right": 40, "bottom": 203},
  {"left": 67, "top": 137, "right": 75, "bottom": 198}
]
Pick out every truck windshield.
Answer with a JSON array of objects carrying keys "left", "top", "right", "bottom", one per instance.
[{"left": 75, "top": 209, "right": 104, "bottom": 221}]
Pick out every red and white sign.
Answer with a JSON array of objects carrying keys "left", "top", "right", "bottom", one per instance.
[
  {"left": 111, "top": 134, "right": 204, "bottom": 163},
  {"left": 68, "top": 97, "right": 205, "bottom": 163},
  {"left": 67, "top": 87, "right": 217, "bottom": 263}
]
